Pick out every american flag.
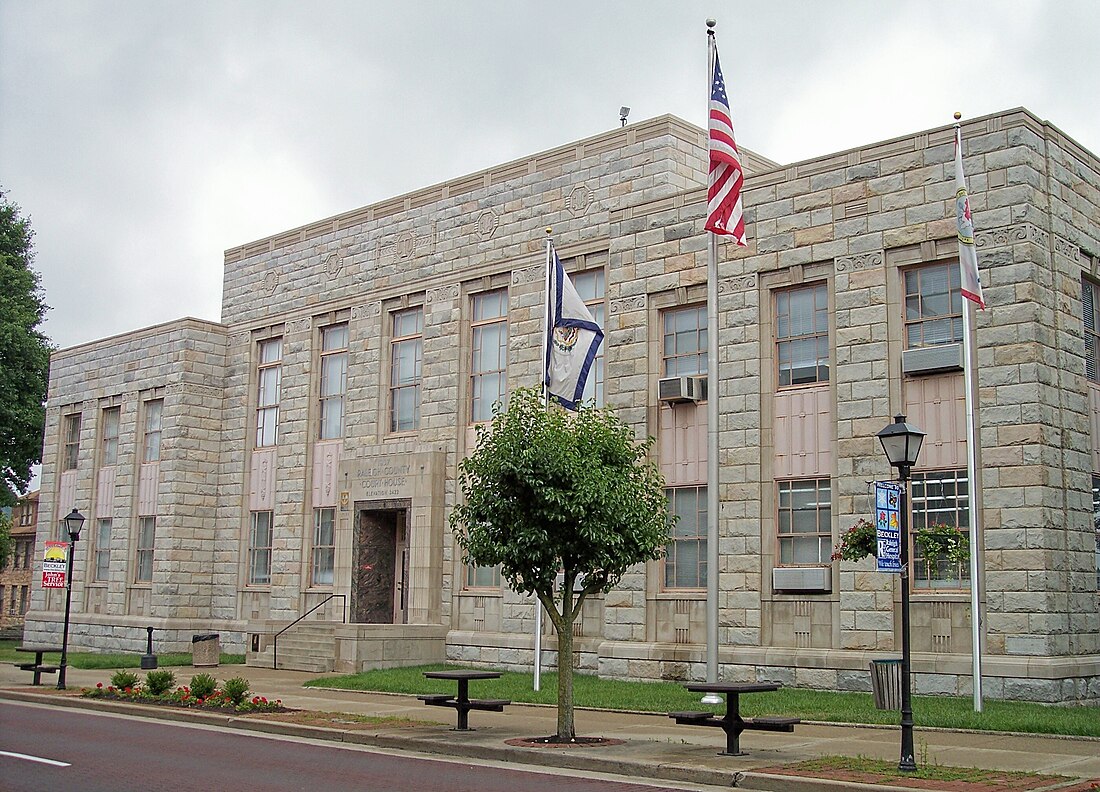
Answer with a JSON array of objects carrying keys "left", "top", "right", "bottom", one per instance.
[{"left": 705, "top": 47, "right": 747, "bottom": 245}]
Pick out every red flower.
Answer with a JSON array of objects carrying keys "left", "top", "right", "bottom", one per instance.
[{"left": 96, "top": 683, "right": 103, "bottom": 689}]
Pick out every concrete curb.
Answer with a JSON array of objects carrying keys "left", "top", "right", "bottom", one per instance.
[{"left": 2, "top": 688, "right": 1095, "bottom": 792}]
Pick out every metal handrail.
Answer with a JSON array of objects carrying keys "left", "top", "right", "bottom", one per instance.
[{"left": 271, "top": 593, "right": 347, "bottom": 670}]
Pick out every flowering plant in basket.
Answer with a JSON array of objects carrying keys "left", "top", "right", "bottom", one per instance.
[{"left": 831, "top": 518, "right": 877, "bottom": 562}]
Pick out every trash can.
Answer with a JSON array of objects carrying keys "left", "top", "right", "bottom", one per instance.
[
  {"left": 869, "top": 659, "right": 903, "bottom": 710},
  {"left": 192, "top": 633, "right": 220, "bottom": 668}
]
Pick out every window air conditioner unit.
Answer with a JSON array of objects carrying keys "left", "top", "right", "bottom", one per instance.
[
  {"left": 658, "top": 376, "right": 707, "bottom": 404},
  {"left": 902, "top": 343, "right": 963, "bottom": 376},
  {"left": 772, "top": 566, "right": 831, "bottom": 593}
]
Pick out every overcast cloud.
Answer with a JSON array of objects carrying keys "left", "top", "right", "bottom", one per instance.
[{"left": 2, "top": 0, "right": 1098, "bottom": 350}]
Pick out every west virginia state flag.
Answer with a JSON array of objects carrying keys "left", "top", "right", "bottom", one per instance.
[{"left": 545, "top": 246, "right": 604, "bottom": 410}]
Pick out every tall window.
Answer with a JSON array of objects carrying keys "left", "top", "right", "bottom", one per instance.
[
  {"left": 663, "top": 306, "right": 707, "bottom": 377},
  {"left": 471, "top": 290, "right": 508, "bottom": 423},
  {"left": 776, "top": 283, "right": 829, "bottom": 386},
  {"left": 390, "top": 308, "right": 423, "bottom": 432},
  {"left": 1092, "top": 475, "right": 1100, "bottom": 590},
  {"left": 312, "top": 507, "right": 335, "bottom": 586},
  {"left": 248, "top": 511, "right": 273, "bottom": 585},
  {"left": 1084, "top": 277, "right": 1100, "bottom": 383},
  {"left": 101, "top": 406, "right": 120, "bottom": 466},
  {"left": 256, "top": 338, "right": 283, "bottom": 447},
  {"left": 94, "top": 518, "right": 111, "bottom": 582},
  {"left": 63, "top": 413, "right": 81, "bottom": 471},
  {"left": 572, "top": 268, "right": 606, "bottom": 406},
  {"left": 910, "top": 469, "right": 970, "bottom": 590},
  {"left": 135, "top": 517, "right": 156, "bottom": 582},
  {"left": 776, "top": 479, "right": 831, "bottom": 564},
  {"left": 143, "top": 399, "right": 163, "bottom": 463},
  {"left": 904, "top": 263, "right": 963, "bottom": 348},
  {"left": 319, "top": 324, "right": 348, "bottom": 440},
  {"left": 665, "top": 486, "right": 707, "bottom": 589}
]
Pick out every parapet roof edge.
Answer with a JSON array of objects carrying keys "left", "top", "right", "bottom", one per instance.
[
  {"left": 53, "top": 316, "right": 227, "bottom": 358},
  {"left": 223, "top": 114, "right": 775, "bottom": 262}
]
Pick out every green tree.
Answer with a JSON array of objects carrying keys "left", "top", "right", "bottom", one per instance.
[
  {"left": 0, "top": 511, "right": 12, "bottom": 570},
  {"left": 0, "top": 189, "right": 50, "bottom": 507},
  {"left": 451, "top": 387, "right": 671, "bottom": 741}
]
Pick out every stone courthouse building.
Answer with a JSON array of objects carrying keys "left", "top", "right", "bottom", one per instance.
[{"left": 26, "top": 107, "right": 1100, "bottom": 702}]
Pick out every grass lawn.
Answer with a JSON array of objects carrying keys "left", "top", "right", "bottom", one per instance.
[
  {"left": 0, "top": 638, "right": 244, "bottom": 669},
  {"left": 305, "top": 664, "right": 1100, "bottom": 738}
]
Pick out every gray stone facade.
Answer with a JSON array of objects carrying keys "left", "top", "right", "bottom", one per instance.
[{"left": 26, "top": 110, "right": 1100, "bottom": 702}]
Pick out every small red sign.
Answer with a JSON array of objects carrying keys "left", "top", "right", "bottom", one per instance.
[
  {"left": 42, "top": 541, "right": 69, "bottom": 588},
  {"left": 42, "top": 570, "right": 66, "bottom": 589}
]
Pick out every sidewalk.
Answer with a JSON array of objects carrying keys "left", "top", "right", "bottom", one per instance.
[{"left": 2, "top": 662, "right": 1097, "bottom": 792}]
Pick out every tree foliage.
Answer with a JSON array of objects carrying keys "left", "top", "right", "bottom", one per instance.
[
  {"left": 0, "top": 511, "right": 12, "bottom": 570},
  {"left": 0, "top": 189, "right": 50, "bottom": 507},
  {"left": 451, "top": 387, "right": 671, "bottom": 740}
]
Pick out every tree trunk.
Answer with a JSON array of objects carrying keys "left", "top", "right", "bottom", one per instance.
[{"left": 555, "top": 608, "right": 575, "bottom": 740}]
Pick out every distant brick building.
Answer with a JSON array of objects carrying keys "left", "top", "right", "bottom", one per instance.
[
  {"left": 1, "top": 491, "right": 38, "bottom": 633},
  {"left": 26, "top": 108, "right": 1100, "bottom": 702}
]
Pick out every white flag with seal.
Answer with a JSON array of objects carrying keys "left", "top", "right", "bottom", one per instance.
[
  {"left": 955, "top": 125, "right": 984, "bottom": 308},
  {"left": 545, "top": 246, "right": 604, "bottom": 410}
]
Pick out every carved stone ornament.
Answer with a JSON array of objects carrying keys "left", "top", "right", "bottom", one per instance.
[
  {"left": 289, "top": 317, "right": 313, "bottom": 334},
  {"left": 351, "top": 303, "right": 381, "bottom": 320},
  {"left": 610, "top": 295, "right": 647, "bottom": 314},
  {"left": 511, "top": 265, "right": 542, "bottom": 286},
  {"left": 476, "top": 210, "right": 499, "bottom": 241},
  {"left": 975, "top": 223, "right": 1048, "bottom": 250},
  {"left": 325, "top": 252, "right": 343, "bottom": 277},
  {"left": 1053, "top": 236, "right": 1080, "bottom": 262},
  {"left": 567, "top": 185, "right": 593, "bottom": 217},
  {"left": 426, "top": 284, "right": 460, "bottom": 304},
  {"left": 379, "top": 223, "right": 436, "bottom": 262},
  {"left": 263, "top": 270, "right": 279, "bottom": 296},
  {"left": 834, "top": 251, "right": 884, "bottom": 272},
  {"left": 717, "top": 275, "right": 758, "bottom": 294}
]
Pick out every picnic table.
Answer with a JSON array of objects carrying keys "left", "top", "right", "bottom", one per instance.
[
  {"left": 419, "top": 670, "right": 510, "bottom": 730},
  {"left": 669, "top": 682, "right": 800, "bottom": 756},
  {"left": 14, "top": 646, "right": 63, "bottom": 686}
]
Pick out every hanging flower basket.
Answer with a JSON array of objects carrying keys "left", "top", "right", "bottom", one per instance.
[
  {"left": 832, "top": 518, "right": 877, "bottom": 562},
  {"left": 832, "top": 519, "right": 971, "bottom": 565},
  {"left": 913, "top": 523, "right": 970, "bottom": 566}
]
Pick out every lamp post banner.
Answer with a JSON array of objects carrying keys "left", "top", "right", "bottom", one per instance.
[
  {"left": 874, "top": 482, "right": 903, "bottom": 574},
  {"left": 42, "top": 541, "right": 69, "bottom": 588}
]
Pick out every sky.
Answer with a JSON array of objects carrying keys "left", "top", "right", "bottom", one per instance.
[{"left": 2, "top": 0, "right": 1098, "bottom": 351}]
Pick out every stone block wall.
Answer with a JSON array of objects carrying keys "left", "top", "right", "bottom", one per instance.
[{"left": 28, "top": 318, "right": 233, "bottom": 652}]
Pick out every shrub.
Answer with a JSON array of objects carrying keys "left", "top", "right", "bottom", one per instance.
[
  {"left": 189, "top": 673, "right": 217, "bottom": 699},
  {"left": 145, "top": 669, "right": 176, "bottom": 696},
  {"left": 222, "top": 676, "right": 250, "bottom": 705},
  {"left": 110, "top": 670, "right": 141, "bottom": 690}
]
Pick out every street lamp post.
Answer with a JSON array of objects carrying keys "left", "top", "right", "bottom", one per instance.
[
  {"left": 876, "top": 415, "right": 925, "bottom": 773},
  {"left": 57, "top": 508, "right": 85, "bottom": 690}
]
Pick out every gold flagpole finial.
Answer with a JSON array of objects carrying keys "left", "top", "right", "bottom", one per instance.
[
  {"left": 954, "top": 112, "right": 962, "bottom": 121},
  {"left": 545, "top": 227, "right": 552, "bottom": 236}
]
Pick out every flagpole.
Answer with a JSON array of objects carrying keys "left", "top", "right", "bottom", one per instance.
[
  {"left": 703, "top": 18, "right": 721, "bottom": 701},
  {"left": 534, "top": 227, "right": 553, "bottom": 693},
  {"left": 955, "top": 114, "right": 983, "bottom": 712}
]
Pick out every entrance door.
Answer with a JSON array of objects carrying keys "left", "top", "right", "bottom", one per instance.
[{"left": 353, "top": 509, "right": 408, "bottom": 624}]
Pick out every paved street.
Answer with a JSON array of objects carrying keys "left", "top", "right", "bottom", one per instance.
[{"left": 0, "top": 700, "right": 714, "bottom": 792}]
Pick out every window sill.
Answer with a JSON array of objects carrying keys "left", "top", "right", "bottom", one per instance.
[
  {"left": 655, "top": 589, "right": 706, "bottom": 600},
  {"left": 458, "top": 588, "right": 502, "bottom": 597}
]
